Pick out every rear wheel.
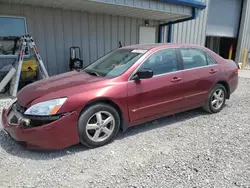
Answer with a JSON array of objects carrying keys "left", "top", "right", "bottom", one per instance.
[
  {"left": 203, "top": 84, "right": 226, "bottom": 113},
  {"left": 78, "top": 103, "right": 120, "bottom": 148}
]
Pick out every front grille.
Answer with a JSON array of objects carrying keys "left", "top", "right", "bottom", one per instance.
[
  {"left": 8, "top": 102, "right": 26, "bottom": 125},
  {"left": 9, "top": 113, "right": 18, "bottom": 124}
]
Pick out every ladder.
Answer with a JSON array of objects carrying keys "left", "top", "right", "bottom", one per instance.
[{"left": 0, "top": 34, "right": 49, "bottom": 97}]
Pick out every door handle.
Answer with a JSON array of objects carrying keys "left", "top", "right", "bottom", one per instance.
[
  {"left": 209, "top": 69, "right": 218, "bottom": 74},
  {"left": 171, "top": 77, "right": 182, "bottom": 83}
]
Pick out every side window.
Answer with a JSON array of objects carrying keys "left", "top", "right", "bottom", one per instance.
[
  {"left": 180, "top": 48, "right": 207, "bottom": 69},
  {"left": 206, "top": 54, "right": 216, "bottom": 65},
  {"left": 139, "top": 48, "right": 179, "bottom": 76}
]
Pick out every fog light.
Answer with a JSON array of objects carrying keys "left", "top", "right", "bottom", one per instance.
[{"left": 19, "top": 118, "right": 30, "bottom": 126}]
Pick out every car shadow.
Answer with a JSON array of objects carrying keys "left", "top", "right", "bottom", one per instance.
[
  {"left": 0, "top": 107, "right": 211, "bottom": 160},
  {"left": 116, "top": 107, "right": 209, "bottom": 140},
  {"left": 0, "top": 129, "right": 87, "bottom": 160}
]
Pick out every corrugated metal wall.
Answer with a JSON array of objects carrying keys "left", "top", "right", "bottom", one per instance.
[
  {"left": 236, "top": 0, "right": 250, "bottom": 66},
  {"left": 171, "top": 0, "right": 209, "bottom": 46},
  {"left": 0, "top": 2, "right": 159, "bottom": 75}
]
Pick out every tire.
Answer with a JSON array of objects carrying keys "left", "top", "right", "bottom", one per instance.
[
  {"left": 78, "top": 103, "right": 121, "bottom": 148},
  {"left": 203, "top": 84, "right": 227, "bottom": 113}
]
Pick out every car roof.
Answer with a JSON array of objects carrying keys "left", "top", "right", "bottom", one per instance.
[{"left": 121, "top": 43, "right": 205, "bottom": 50}]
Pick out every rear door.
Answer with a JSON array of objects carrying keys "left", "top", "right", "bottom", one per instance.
[{"left": 179, "top": 48, "right": 219, "bottom": 106}]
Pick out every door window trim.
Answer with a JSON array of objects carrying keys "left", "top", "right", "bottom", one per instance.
[
  {"left": 128, "top": 47, "right": 181, "bottom": 81},
  {"left": 178, "top": 47, "right": 218, "bottom": 71}
]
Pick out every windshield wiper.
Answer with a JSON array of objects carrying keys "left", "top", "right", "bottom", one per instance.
[{"left": 84, "top": 70, "right": 101, "bottom": 77}]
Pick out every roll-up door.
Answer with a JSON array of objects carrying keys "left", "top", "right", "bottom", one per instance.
[{"left": 206, "top": 0, "right": 242, "bottom": 38}]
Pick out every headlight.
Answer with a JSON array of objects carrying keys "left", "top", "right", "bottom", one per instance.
[{"left": 24, "top": 98, "right": 67, "bottom": 116}]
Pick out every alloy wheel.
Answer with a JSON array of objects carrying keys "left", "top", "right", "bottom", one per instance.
[
  {"left": 211, "top": 88, "right": 225, "bottom": 110},
  {"left": 85, "top": 111, "right": 115, "bottom": 143}
]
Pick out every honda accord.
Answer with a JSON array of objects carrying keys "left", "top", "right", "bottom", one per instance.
[{"left": 2, "top": 44, "right": 238, "bottom": 150}]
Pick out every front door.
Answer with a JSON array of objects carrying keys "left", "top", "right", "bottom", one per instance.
[
  {"left": 127, "top": 48, "right": 185, "bottom": 122},
  {"left": 179, "top": 48, "right": 219, "bottom": 106}
]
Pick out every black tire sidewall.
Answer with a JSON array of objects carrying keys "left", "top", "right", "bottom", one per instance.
[
  {"left": 208, "top": 84, "right": 226, "bottom": 113},
  {"left": 78, "top": 103, "right": 120, "bottom": 148}
]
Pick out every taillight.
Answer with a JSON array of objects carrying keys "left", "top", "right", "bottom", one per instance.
[{"left": 234, "top": 68, "right": 238, "bottom": 73}]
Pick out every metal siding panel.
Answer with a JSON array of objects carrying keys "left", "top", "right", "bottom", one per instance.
[
  {"left": 201, "top": 8, "right": 208, "bottom": 45},
  {"left": 118, "top": 16, "right": 125, "bottom": 47},
  {"left": 131, "top": 18, "right": 137, "bottom": 45},
  {"left": 0, "top": 0, "right": 194, "bottom": 74},
  {"left": 137, "top": 19, "right": 143, "bottom": 43},
  {"left": 236, "top": 0, "right": 250, "bottom": 64},
  {"left": 10, "top": 3, "right": 23, "bottom": 16},
  {"left": 177, "top": 23, "right": 183, "bottom": 43},
  {"left": 0, "top": 2, "right": 11, "bottom": 14},
  {"left": 152, "top": 20, "right": 160, "bottom": 41},
  {"left": 183, "top": 6, "right": 190, "bottom": 14},
  {"left": 105, "top": 0, "right": 115, "bottom": 3},
  {"left": 44, "top": 7, "right": 57, "bottom": 75},
  {"left": 125, "top": 17, "right": 131, "bottom": 46},
  {"left": 157, "top": 1, "right": 164, "bottom": 11},
  {"left": 72, "top": 11, "right": 82, "bottom": 49},
  {"left": 125, "top": 0, "right": 133, "bottom": 6},
  {"left": 97, "top": 14, "right": 104, "bottom": 57},
  {"left": 104, "top": 14, "right": 112, "bottom": 54},
  {"left": 195, "top": 13, "right": 201, "bottom": 44},
  {"left": 62, "top": 10, "right": 73, "bottom": 72},
  {"left": 116, "top": 0, "right": 125, "bottom": 5},
  {"left": 149, "top": 0, "right": 157, "bottom": 10},
  {"left": 89, "top": 13, "right": 97, "bottom": 63},
  {"left": 141, "top": 0, "right": 150, "bottom": 8},
  {"left": 163, "top": 3, "right": 171, "bottom": 11},
  {"left": 23, "top": 5, "right": 35, "bottom": 37},
  {"left": 171, "top": 0, "right": 209, "bottom": 45},
  {"left": 81, "top": 12, "right": 90, "bottom": 65},
  {"left": 186, "top": 18, "right": 191, "bottom": 43},
  {"left": 170, "top": 4, "right": 178, "bottom": 13},
  {"left": 182, "top": 22, "right": 187, "bottom": 43},
  {"left": 111, "top": 15, "right": 118, "bottom": 50},
  {"left": 134, "top": 0, "right": 142, "bottom": 7},
  {"left": 197, "top": 9, "right": 204, "bottom": 45},
  {"left": 177, "top": 5, "right": 184, "bottom": 13},
  {"left": 172, "top": 22, "right": 179, "bottom": 43},
  {"left": 33, "top": 6, "right": 48, "bottom": 70},
  {"left": 53, "top": 8, "right": 65, "bottom": 74}
]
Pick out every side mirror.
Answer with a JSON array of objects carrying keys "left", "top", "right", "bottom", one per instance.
[{"left": 132, "top": 68, "right": 153, "bottom": 80}]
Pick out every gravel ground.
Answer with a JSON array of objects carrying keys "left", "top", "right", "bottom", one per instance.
[{"left": 0, "top": 78, "right": 250, "bottom": 188}]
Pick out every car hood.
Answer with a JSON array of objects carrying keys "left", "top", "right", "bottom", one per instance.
[{"left": 17, "top": 71, "right": 106, "bottom": 107}]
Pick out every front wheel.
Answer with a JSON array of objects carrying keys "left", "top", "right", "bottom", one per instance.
[
  {"left": 203, "top": 84, "right": 227, "bottom": 113},
  {"left": 78, "top": 103, "right": 120, "bottom": 148}
]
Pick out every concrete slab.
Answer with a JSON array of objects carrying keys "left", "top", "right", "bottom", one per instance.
[{"left": 239, "top": 70, "right": 250, "bottom": 78}]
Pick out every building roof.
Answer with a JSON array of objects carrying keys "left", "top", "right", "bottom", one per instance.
[{"left": 159, "top": 0, "right": 206, "bottom": 9}]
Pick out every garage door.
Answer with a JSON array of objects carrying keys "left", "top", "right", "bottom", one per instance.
[{"left": 206, "top": 0, "right": 242, "bottom": 38}]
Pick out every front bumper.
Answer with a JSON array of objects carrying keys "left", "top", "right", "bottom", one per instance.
[{"left": 2, "top": 106, "right": 80, "bottom": 150}]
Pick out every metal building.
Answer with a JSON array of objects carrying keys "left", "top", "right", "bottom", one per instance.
[
  {"left": 0, "top": 0, "right": 249, "bottom": 75},
  {"left": 170, "top": 0, "right": 250, "bottom": 67},
  {"left": 0, "top": 0, "right": 206, "bottom": 75}
]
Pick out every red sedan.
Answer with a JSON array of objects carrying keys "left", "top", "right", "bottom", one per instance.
[{"left": 2, "top": 44, "right": 238, "bottom": 150}]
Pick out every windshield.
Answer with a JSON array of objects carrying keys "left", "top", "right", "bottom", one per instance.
[{"left": 82, "top": 48, "right": 147, "bottom": 78}]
